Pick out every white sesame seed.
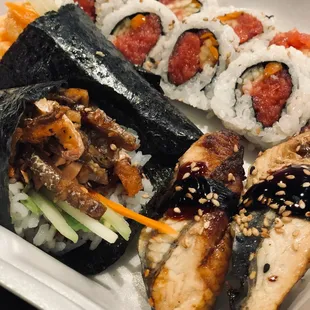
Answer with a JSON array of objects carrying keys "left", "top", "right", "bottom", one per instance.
[
  {"left": 110, "top": 144, "right": 117, "bottom": 151},
  {"left": 282, "top": 210, "right": 292, "bottom": 217},
  {"left": 142, "top": 193, "right": 150, "bottom": 199},
  {"left": 243, "top": 198, "right": 249, "bottom": 204},
  {"left": 296, "top": 145, "right": 301, "bottom": 152},
  {"left": 199, "top": 198, "right": 207, "bottom": 204},
  {"left": 304, "top": 169, "right": 310, "bottom": 176},
  {"left": 276, "top": 191, "right": 285, "bottom": 196},
  {"left": 198, "top": 209, "right": 203, "bottom": 216},
  {"left": 175, "top": 186, "right": 182, "bottom": 192},
  {"left": 243, "top": 228, "right": 248, "bottom": 236},
  {"left": 247, "top": 228, "right": 253, "bottom": 237},
  {"left": 286, "top": 175, "right": 295, "bottom": 180},
  {"left": 192, "top": 167, "right": 200, "bottom": 172},
  {"left": 186, "top": 193, "right": 193, "bottom": 199},
  {"left": 282, "top": 216, "right": 292, "bottom": 223},
  {"left": 213, "top": 193, "right": 219, "bottom": 199},
  {"left": 277, "top": 182, "right": 287, "bottom": 188},
  {"left": 275, "top": 218, "right": 284, "bottom": 228},
  {"left": 212, "top": 199, "right": 220, "bottom": 207},
  {"left": 264, "top": 217, "right": 270, "bottom": 227},
  {"left": 249, "top": 253, "right": 255, "bottom": 261},
  {"left": 235, "top": 216, "right": 241, "bottom": 225},
  {"left": 285, "top": 200, "right": 293, "bottom": 206},
  {"left": 270, "top": 203, "right": 279, "bottom": 209},
  {"left": 258, "top": 194, "right": 264, "bottom": 201},
  {"left": 174, "top": 207, "right": 181, "bottom": 214},
  {"left": 234, "top": 144, "right": 239, "bottom": 153},
  {"left": 194, "top": 215, "right": 200, "bottom": 222},
  {"left": 190, "top": 162, "right": 197, "bottom": 169},
  {"left": 299, "top": 200, "right": 306, "bottom": 209},
  {"left": 188, "top": 187, "right": 196, "bottom": 194},
  {"left": 206, "top": 193, "right": 213, "bottom": 200},
  {"left": 182, "top": 172, "right": 190, "bottom": 180},
  {"left": 302, "top": 182, "right": 310, "bottom": 188},
  {"left": 267, "top": 175, "right": 274, "bottom": 181},
  {"left": 228, "top": 173, "right": 235, "bottom": 182},
  {"left": 252, "top": 228, "right": 260, "bottom": 236},
  {"left": 249, "top": 271, "right": 257, "bottom": 280},
  {"left": 258, "top": 151, "right": 263, "bottom": 156}
]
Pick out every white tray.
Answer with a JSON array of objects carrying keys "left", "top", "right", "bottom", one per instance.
[{"left": 0, "top": 0, "right": 310, "bottom": 309}]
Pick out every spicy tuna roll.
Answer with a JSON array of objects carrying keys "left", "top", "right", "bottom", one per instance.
[
  {"left": 98, "top": 0, "right": 178, "bottom": 66},
  {"left": 211, "top": 45, "right": 310, "bottom": 149},
  {"left": 153, "top": 14, "right": 238, "bottom": 110},
  {"left": 209, "top": 7, "right": 276, "bottom": 52}
]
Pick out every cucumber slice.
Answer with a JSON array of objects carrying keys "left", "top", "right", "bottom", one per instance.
[
  {"left": 28, "top": 190, "right": 78, "bottom": 243},
  {"left": 21, "top": 196, "right": 42, "bottom": 216}
]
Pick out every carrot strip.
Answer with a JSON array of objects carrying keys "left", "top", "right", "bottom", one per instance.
[
  {"left": 90, "top": 191, "right": 177, "bottom": 235},
  {"left": 5, "top": 2, "right": 39, "bottom": 28}
]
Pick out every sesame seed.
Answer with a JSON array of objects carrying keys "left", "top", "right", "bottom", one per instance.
[
  {"left": 142, "top": 193, "right": 150, "bottom": 199},
  {"left": 302, "top": 182, "right": 310, "bottom": 188},
  {"left": 270, "top": 203, "right": 279, "bottom": 210},
  {"left": 292, "top": 241, "right": 299, "bottom": 251},
  {"left": 188, "top": 187, "right": 196, "bottom": 194},
  {"left": 249, "top": 253, "right": 255, "bottom": 261},
  {"left": 212, "top": 199, "right": 220, "bottom": 207},
  {"left": 306, "top": 212, "right": 310, "bottom": 217},
  {"left": 243, "top": 228, "right": 248, "bottom": 236},
  {"left": 282, "top": 216, "right": 292, "bottom": 223},
  {"left": 286, "top": 175, "right": 295, "bottom": 180},
  {"left": 282, "top": 210, "right": 292, "bottom": 217},
  {"left": 279, "top": 206, "right": 286, "bottom": 214},
  {"left": 199, "top": 198, "right": 207, "bottom": 204},
  {"left": 243, "top": 198, "right": 249, "bottom": 204},
  {"left": 264, "top": 217, "right": 270, "bottom": 227},
  {"left": 277, "top": 182, "right": 287, "bottom": 188},
  {"left": 247, "top": 215, "right": 253, "bottom": 221},
  {"left": 234, "top": 144, "right": 239, "bottom": 152},
  {"left": 252, "top": 228, "right": 260, "bottom": 236},
  {"left": 249, "top": 271, "right": 257, "bottom": 280},
  {"left": 258, "top": 151, "right": 263, "bottom": 156},
  {"left": 194, "top": 215, "right": 200, "bottom": 222},
  {"left": 174, "top": 207, "right": 181, "bottom": 214},
  {"left": 275, "top": 227, "right": 284, "bottom": 234},
  {"left": 235, "top": 216, "right": 241, "bottom": 225},
  {"left": 267, "top": 175, "right": 274, "bottom": 181},
  {"left": 275, "top": 218, "right": 284, "bottom": 228},
  {"left": 182, "top": 172, "right": 190, "bottom": 180},
  {"left": 296, "top": 145, "right": 301, "bottom": 152},
  {"left": 241, "top": 216, "right": 248, "bottom": 223},
  {"left": 247, "top": 228, "right": 253, "bottom": 236},
  {"left": 192, "top": 167, "right": 200, "bottom": 172},
  {"left": 144, "top": 269, "right": 150, "bottom": 277},
  {"left": 276, "top": 191, "right": 285, "bottom": 196},
  {"left": 299, "top": 200, "right": 306, "bottom": 209},
  {"left": 110, "top": 144, "right": 117, "bottom": 151},
  {"left": 186, "top": 193, "right": 193, "bottom": 199},
  {"left": 198, "top": 209, "right": 203, "bottom": 216},
  {"left": 175, "top": 186, "right": 182, "bottom": 192},
  {"left": 206, "top": 192, "right": 213, "bottom": 200},
  {"left": 304, "top": 169, "right": 310, "bottom": 176},
  {"left": 240, "top": 208, "right": 246, "bottom": 214},
  {"left": 258, "top": 194, "right": 264, "bottom": 201},
  {"left": 244, "top": 223, "right": 249, "bottom": 228},
  {"left": 228, "top": 173, "right": 235, "bottom": 182},
  {"left": 190, "top": 162, "right": 197, "bottom": 169},
  {"left": 213, "top": 193, "right": 219, "bottom": 199},
  {"left": 204, "top": 221, "right": 210, "bottom": 229},
  {"left": 285, "top": 200, "right": 293, "bottom": 206},
  {"left": 293, "top": 230, "right": 300, "bottom": 238}
]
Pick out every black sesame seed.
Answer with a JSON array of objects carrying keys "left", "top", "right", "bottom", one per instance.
[{"left": 263, "top": 263, "right": 270, "bottom": 273}]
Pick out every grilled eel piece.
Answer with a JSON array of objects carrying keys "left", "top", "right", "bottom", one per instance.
[
  {"left": 230, "top": 131, "right": 310, "bottom": 310},
  {"left": 138, "top": 131, "right": 245, "bottom": 310}
]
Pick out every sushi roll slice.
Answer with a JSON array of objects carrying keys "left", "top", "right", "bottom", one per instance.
[
  {"left": 152, "top": 13, "right": 238, "bottom": 110},
  {"left": 139, "top": 131, "right": 245, "bottom": 310},
  {"left": 209, "top": 6, "right": 276, "bottom": 53},
  {"left": 211, "top": 45, "right": 310, "bottom": 149},
  {"left": 97, "top": 0, "right": 179, "bottom": 66},
  {"left": 230, "top": 131, "right": 310, "bottom": 310}
]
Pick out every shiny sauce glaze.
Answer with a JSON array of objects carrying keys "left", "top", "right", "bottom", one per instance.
[{"left": 240, "top": 165, "right": 310, "bottom": 218}]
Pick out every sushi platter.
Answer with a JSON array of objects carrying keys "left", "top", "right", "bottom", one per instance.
[{"left": 0, "top": 0, "right": 310, "bottom": 309}]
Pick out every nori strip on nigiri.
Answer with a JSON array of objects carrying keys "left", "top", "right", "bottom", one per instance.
[
  {"left": 0, "top": 4, "right": 201, "bottom": 165},
  {"left": 0, "top": 80, "right": 194, "bottom": 275}
]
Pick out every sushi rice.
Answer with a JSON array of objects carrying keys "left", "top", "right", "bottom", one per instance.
[
  {"left": 152, "top": 12, "right": 238, "bottom": 110},
  {"left": 211, "top": 45, "right": 310, "bottom": 149},
  {"left": 9, "top": 131, "right": 154, "bottom": 254}
]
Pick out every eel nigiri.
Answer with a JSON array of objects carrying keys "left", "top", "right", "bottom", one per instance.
[
  {"left": 138, "top": 131, "right": 245, "bottom": 309},
  {"left": 231, "top": 131, "right": 310, "bottom": 310}
]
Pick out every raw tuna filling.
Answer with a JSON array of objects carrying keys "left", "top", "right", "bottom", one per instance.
[
  {"left": 239, "top": 62, "right": 293, "bottom": 127},
  {"left": 168, "top": 29, "right": 219, "bottom": 86},
  {"left": 270, "top": 29, "right": 310, "bottom": 55},
  {"left": 74, "top": 0, "right": 96, "bottom": 21},
  {"left": 113, "top": 13, "right": 162, "bottom": 66},
  {"left": 158, "top": 0, "right": 202, "bottom": 20},
  {"left": 218, "top": 12, "right": 263, "bottom": 44}
]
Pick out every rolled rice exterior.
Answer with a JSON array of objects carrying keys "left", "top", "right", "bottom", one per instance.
[
  {"left": 150, "top": 12, "right": 238, "bottom": 110},
  {"left": 211, "top": 45, "right": 310, "bottom": 149}
]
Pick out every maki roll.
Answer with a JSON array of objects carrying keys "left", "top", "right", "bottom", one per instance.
[
  {"left": 139, "top": 131, "right": 245, "bottom": 310},
  {"left": 152, "top": 13, "right": 238, "bottom": 110},
  {"left": 98, "top": 0, "right": 178, "bottom": 66},
  {"left": 210, "top": 7, "right": 276, "bottom": 52},
  {"left": 230, "top": 131, "right": 310, "bottom": 310},
  {"left": 211, "top": 45, "right": 310, "bottom": 149}
]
